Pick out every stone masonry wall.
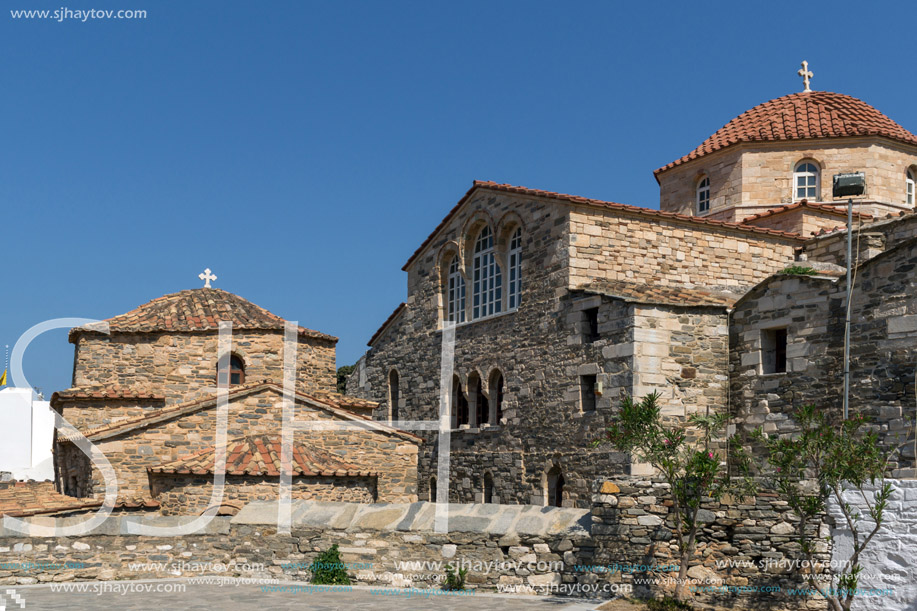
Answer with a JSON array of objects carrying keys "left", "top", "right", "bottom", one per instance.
[
  {"left": 61, "top": 388, "right": 418, "bottom": 502},
  {"left": 567, "top": 206, "right": 800, "bottom": 293},
  {"left": 72, "top": 330, "right": 337, "bottom": 401},
  {"left": 150, "top": 475, "right": 377, "bottom": 515}
]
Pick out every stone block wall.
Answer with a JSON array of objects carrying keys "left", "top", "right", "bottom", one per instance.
[
  {"left": 59, "top": 388, "right": 419, "bottom": 502},
  {"left": 567, "top": 207, "right": 800, "bottom": 293},
  {"left": 72, "top": 330, "right": 337, "bottom": 401},
  {"left": 150, "top": 475, "right": 377, "bottom": 515}
]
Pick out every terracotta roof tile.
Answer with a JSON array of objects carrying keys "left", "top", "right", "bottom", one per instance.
[
  {"left": 655, "top": 91, "right": 917, "bottom": 175},
  {"left": 402, "top": 181, "right": 803, "bottom": 271},
  {"left": 51, "top": 386, "right": 165, "bottom": 408},
  {"left": 577, "top": 279, "right": 739, "bottom": 307},
  {"left": 0, "top": 481, "right": 103, "bottom": 517},
  {"left": 741, "top": 200, "right": 873, "bottom": 224},
  {"left": 149, "top": 434, "right": 377, "bottom": 477},
  {"left": 68, "top": 288, "right": 336, "bottom": 343},
  {"left": 56, "top": 380, "right": 419, "bottom": 444}
]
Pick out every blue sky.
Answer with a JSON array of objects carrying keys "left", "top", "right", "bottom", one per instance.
[{"left": 2, "top": 0, "right": 915, "bottom": 395}]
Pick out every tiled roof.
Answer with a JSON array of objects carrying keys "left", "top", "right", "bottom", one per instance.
[
  {"left": 577, "top": 279, "right": 739, "bottom": 307},
  {"left": 56, "top": 380, "right": 420, "bottom": 444},
  {"left": 68, "top": 288, "right": 336, "bottom": 343},
  {"left": 149, "top": 434, "right": 377, "bottom": 477},
  {"left": 368, "top": 303, "right": 406, "bottom": 346},
  {"left": 741, "top": 200, "right": 873, "bottom": 224},
  {"left": 656, "top": 91, "right": 917, "bottom": 175},
  {"left": 51, "top": 386, "right": 165, "bottom": 408},
  {"left": 402, "top": 181, "right": 804, "bottom": 270},
  {"left": 0, "top": 481, "right": 102, "bottom": 517}
]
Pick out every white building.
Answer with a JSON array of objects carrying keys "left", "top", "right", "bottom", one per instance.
[{"left": 0, "top": 387, "right": 55, "bottom": 481}]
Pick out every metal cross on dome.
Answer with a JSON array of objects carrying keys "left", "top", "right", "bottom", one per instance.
[
  {"left": 798, "top": 60, "right": 814, "bottom": 92},
  {"left": 199, "top": 268, "right": 217, "bottom": 288}
]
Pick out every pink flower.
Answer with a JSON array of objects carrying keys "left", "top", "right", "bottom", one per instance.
[
  {"left": 663, "top": 439, "right": 670, "bottom": 445},
  {"left": 708, "top": 452, "right": 714, "bottom": 459}
]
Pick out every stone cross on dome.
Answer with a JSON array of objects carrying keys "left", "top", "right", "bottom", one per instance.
[
  {"left": 198, "top": 268, "right": 217, "bottom": 288},
  {"left": 798, "top": 60, "right": 814, "bottom": 92}
]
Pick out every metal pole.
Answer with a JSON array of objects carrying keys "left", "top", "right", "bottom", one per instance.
[{"left": 844, "top": 197, "right": 852, "bottom": 420}]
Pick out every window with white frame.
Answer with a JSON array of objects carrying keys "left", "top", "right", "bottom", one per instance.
[
  {"left": 447, "top": 255, "right": 466, "bottom": 324},
  {"left": 507, "top": 227, "right": 522, "bottom": 310},
  {"left": 696, "top": 176, "right": 710, "bottom": 214},
  {"left": 472, "top": 226, "right": 502, "bottom": 319},
  {"left": 907, "top": 169, "right": 915, "bottom": 206},
  {"left": 794, "top": 161, "right": 820, "bottom": 201}
]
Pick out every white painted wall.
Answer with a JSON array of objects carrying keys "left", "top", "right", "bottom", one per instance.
[
  {"left": 828, "top": 480, "right": 917, "bottom": 610},
  {"left": 0, "top": 387, "right": 55, "bottom": 481}
]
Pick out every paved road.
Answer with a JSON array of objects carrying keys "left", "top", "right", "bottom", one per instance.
[{"left": 7, "top": 579, "right": 605, "bottom": 611}]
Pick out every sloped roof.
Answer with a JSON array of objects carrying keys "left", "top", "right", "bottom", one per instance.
[
  {"left": 577, "top": 279, "right": 739, "bottom": 307},
  {"left": 0, "top": 481, "right": 102, "bottom": 517},
  {"left": 402, "top": 181, "right": 803, "bottom": 271},
  {"left": 68, "top": 288, "right": 336, "bottom": 343},
  {"left": 51, "top": 386, "right": 165, "bottom": 407},
  {"left": 55, "top": 380, "right": 418, "bottom": 444},
  {"left": 368, "top": 302, "right": 406, "bottom": 346},
  {"left": 149, "top": 434, "right": 377, "bottom": 477},
  {"left": 741, "top": 200, "right": 873, "bottom": 225},
  {"left": 656, "top": 91, "right": 917, "bottom": 175}
]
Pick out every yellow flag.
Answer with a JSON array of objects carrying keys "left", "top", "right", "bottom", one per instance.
[{"left": 0, "top": 369, "right": 6, "bottom": 386}]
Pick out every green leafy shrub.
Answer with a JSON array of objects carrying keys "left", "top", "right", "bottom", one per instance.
[
  {"left": 778, "top": 265, "right": 817, "bottom": 275},
  {"left": 646, "top": 597, "right": 693, "bottom": 611},
  {"left": 309, "top": 544, "right": 351, "bottom": 585},
  {"left": 442, "top": 566, "right": 467, "bottom": 590}
]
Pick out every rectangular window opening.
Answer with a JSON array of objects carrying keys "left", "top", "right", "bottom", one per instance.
[
  {"left": 580, "top": 374, "right": 597, "bottom": 412},
  {"left": 761, "top": 328, "right": 787, "bottom": 374},
  {"left": 583, "top": 308, "right": 600, "bottom": 343}
]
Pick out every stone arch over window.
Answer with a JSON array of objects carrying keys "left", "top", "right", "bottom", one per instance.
[
  {"left": 545, "top": 465, "right": 565, "bottom": 507},
  {"left": 388, "top": 368, "right": 400, "bottom": 422},
  {"left": 496, "top": 212, "right": 525, "bottom": 311},
  {"left": 429, "top": 475, "right": 437, "bottom": 502},
  {"left": 695, "top": 175, "right": 710, "bottom": 214},
  {"left": 488, "top": 368, "right": 504, "bottom": 425},
  {"left": 907, "top": 167, "right": 916, "bottom": 206},
  {"left": 437, "top": 242, "right": 466, "bottom": 325},
  {"left": 483, "top": 471, "right": 495, "bottom": 504},
  {"left": 216, "top": 353, "right": 245, "bottom": 386},
  {"left": 451, "top": 375, "right": 469, "bottom": 428},
  {"left": 794, "top": 160, "right": 821, "bottom": 201}
]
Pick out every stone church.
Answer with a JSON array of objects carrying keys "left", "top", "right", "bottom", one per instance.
[
  {"left": 49, "top": 288, "right": 420, "bottom": 515},
  {"left": 348, "top": 74, "right": 917, "bottom": 506}
]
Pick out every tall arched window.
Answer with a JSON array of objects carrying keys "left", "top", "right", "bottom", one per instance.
[
  {"left": 429, "top": 476, "right": 437, "bottom": 502},
  {"left": 483, "top": 472, "right": 494, "bottom": 504},
  {"left": 546, "top": 466, "right": 564, "bottom": 507},
  {"left": 507, "top": 227, "right": 522, "bottom": 310},
  {"left": 452, "top": 376, "right": 469, "bottom": 427},
  {"left": 472, "top": 226, "right": 502, "bottom": 320},
  {"left": 696, "top": 176, "right": 710, "bottom": 214},
  {"left": 794, "top": 161, "right": 820, "bottom": 201},
  {"left": 489, "top": 370, "right": 504, "bottom": 425},
  {"left": 217, "top": 355, "right": 245, "bottom": 386},
  {"left": 907, "top": 169, "right": 915, "bottom": 206},
  {"left": 447, "top": 255, "right": 466, "bottom": 324},
  {"left": 388, "top": 369, "right": 400, "bottom": 422}
]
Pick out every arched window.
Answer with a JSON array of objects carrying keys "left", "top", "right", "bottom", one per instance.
[
  {"left": 907, "top": 169, "right": 915, "bottom": 206},
  {"left": 507, "top": 227, "right": 522, "bottom": 310},
  {"left": 489, "top": 370, "right": 504, "bottom": 425},
  {"left": 388, "top": 370, "right": 400, "bottom": 422},
  {"left": 794, "top": 161, "right": 820, "bottom": 201},
  {"left": 217, "top": 355, "right": 245, "bottom": 386},
  {"left": 546, "top": 466, "right": 564, "bottom": 507},
  {"left": 447, "top": 255, "right": 466, "bottom": 324},
  {"left": 429, "top": 476, "right": 437, "bottom": 502},
  {"left": 696, "top": 176, "right": 710, "bottom": 214},
  {"left": 452, "top": 376, "right": 469, "bottom": 427},
  {"left": 472, "top": 226, "right": 502, "bottom": 319},
  {"left": 483, "top": 472, "right": 494, "bottom": 504}
]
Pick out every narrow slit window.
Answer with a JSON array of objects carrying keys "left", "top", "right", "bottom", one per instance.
[
  {"left": 761, "top": 328, "right": 788, "bottom": 374},
  {"left": 580, "top": 374, "right": 597, "bottom": 412}
]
